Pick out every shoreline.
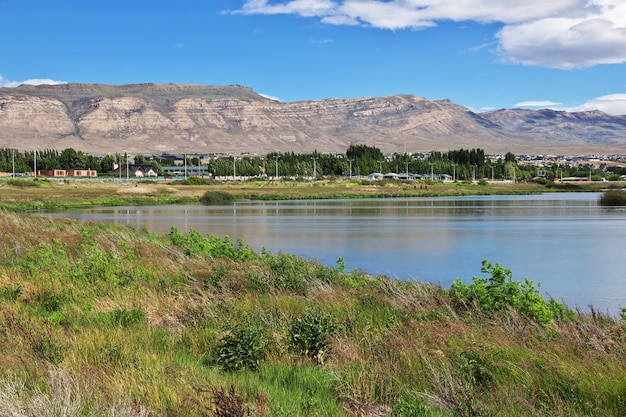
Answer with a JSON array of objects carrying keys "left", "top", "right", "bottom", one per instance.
[{"left": 0, "top": 176, "right": 622, "bottom": 212}]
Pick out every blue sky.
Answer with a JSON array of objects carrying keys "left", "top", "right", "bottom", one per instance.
[{"left": 1, "top": 0, "right": 625, "bottom": 114}]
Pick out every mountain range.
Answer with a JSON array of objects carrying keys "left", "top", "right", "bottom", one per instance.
[{"left": 1, "top": 83, "right": 625, "bottom": 155}]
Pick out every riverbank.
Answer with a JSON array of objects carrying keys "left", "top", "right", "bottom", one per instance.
[
  {"left": 0, "top": 176, "right": 620, "bottom": 211},
  {"left": 0, "top": 210, "right": 625, "bottom": 416}
]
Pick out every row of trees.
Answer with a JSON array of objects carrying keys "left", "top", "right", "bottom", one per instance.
[{"left": 1, "top": 145, "right": 623, "bottom": 181}]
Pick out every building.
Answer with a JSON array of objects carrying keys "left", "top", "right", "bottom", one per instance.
[{"left": 38, "top": 168, "right": 97, "bottom": 178}]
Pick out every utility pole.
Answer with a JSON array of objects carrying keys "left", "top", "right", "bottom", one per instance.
[
  {"left": 348, "top": 159, "right": 354, "bottom": 178},
  {"left": 274, "top": 154, "right": 279, "bottom": 180}
]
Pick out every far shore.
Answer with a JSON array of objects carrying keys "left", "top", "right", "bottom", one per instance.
[{"left": 0, "top": 176, "right": 622, "bottom": 212}]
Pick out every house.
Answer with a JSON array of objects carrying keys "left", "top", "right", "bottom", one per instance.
[
  {"left": 117, "top": 164, "right": 159, "bottom": 178},
  {"left": 129, "top": 164, "right": 158, "bottom": 177},
  {"left": 38, "top": 168, "right": 97, "bottom": 178},
  {"left": 67, "top": 168, "right": 97, "bottom": 177},
  {"left": 367, "top": 173, "right": 384, "bottom": 180}
]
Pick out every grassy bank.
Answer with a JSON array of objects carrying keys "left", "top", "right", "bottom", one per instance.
[
  {"left": 1, "top": 177, "right": 621, "bottom": 211},
  {"left": 0, "top": 211, "right": 625, "bottom": 416}
]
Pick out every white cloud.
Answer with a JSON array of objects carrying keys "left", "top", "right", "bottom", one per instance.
[
  {"left": 513, "top": 95, "right": 626, "bottom": 115},
  {"left": 234, "top": 0, "right": 626, "bottom": 68},
  {"left": 567, "top": 94, "right": 626, "bottom": 115},
  {"left": 0, "top": 74, "right": 67, "bottom": 88},
  {"left": 497, "top": 2, "right": 626, "bottom": 68},
  {"left": 514, "top": 100, "right": 564, "bottom": 108},
  {"left": 259, "top": 93, "right": 283, "bottom": 101}
]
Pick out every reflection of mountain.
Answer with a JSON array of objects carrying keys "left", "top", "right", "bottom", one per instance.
[{"left": 2, "top": 83, "right": 625, "bottom": 154}]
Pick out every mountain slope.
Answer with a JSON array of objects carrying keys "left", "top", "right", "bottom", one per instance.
[{"left": 1, "top": 83, "right": 625, "bottom": 154}]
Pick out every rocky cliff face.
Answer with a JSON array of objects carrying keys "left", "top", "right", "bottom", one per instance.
[{"left": 1, "top": 83, "right": 625, "bottom": 155}]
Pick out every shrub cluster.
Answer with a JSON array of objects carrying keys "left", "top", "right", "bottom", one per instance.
[
  {"left": 169, "top": 227, "right": 259, "bottom": 261},
  {"left": 289, "top": 310, "right": 338, "bottom": 364},
  {"left": 200, "top": 190, "right": 235, "bottom": 204},
  {"left": 599, "top": 190, "right": 626, "bottom": 206},
  {"left": 450, "top": 260, "right": 573, "bottom": 324}
]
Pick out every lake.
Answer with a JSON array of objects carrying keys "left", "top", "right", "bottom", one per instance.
[{"left": 41, "top": 192, "right": 626, "bottom": 315}]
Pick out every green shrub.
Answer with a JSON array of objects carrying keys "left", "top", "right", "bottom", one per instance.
[
  {"left": 182, "top": 176, "right": 209, "bottom": 185},
  {"left": 599, "top": 190, "right": 626, "bottom": 206},
  {"left": 7, "top": 179, "right": 41, "bottom": 187},
  {"left": 200, "top": 190, "right": 235, "bottom": 204},
  {"left": 450, "top": 260, "right": 572, "bottom": 324},
  {"left": 217, "top": 323, "right": 268, "bottom": 372},
  {"left": 169, "top": 227, "right": 259, "bottom": 261},
  {"left": 289, "top": 310, "right": 338, "bottom": 364},
  {"left": 262, "top": 252, "right": 308, "bottom": 294}
]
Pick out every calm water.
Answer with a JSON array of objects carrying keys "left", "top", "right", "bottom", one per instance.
[{"left": 41, "top": 193, "right": 626, "bottom": 315}]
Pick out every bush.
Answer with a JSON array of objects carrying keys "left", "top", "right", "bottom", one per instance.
[
  {"left": 182, "top": 176, "right": 210, "bottom": 185},
  {"left": 599, "top": 190, "right": 626, "bottom": 206},
  {"left": 200, "top": 190, "right": 235, "bottom": 204},
  {"left": 450, "top": 260, "right": 572, "bottom": 324},
  {"left": 169, "top": 227, "right": 259, "bottom": 261},
  {"left": 217, "top": 323, "right": 268, "bottom": 371},
  {"left": 289, "top": 310, "right": 338, "bottom": 364},
  {"left": 7, "top": 179, "right": 41, "bottom": 187}
]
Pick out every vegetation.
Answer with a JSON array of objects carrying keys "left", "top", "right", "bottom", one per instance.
[
  {"left": 4, "top": 145, "right": 624, "bottom": 183},
  {"left": 0, "top": 211, "right": 625, "bottom": 416},
  {"left": 0, "top": 173, "right": 619, "bottom": 213},
  {"left": 599, "top": 190, "right": 626, "bottom": 206},
  {"left": 200, "top": 190, "right": 236, "bottom": 205}
]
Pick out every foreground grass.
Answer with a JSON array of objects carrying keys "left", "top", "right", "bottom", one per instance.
[
  {"left": 0, "top": 177, "right": 620, "bottom": 211},
  {"left": 0, "top": 211, "right": 625, "bottom": 416}
]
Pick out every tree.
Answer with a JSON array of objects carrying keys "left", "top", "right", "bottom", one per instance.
[{"left": 134, "top": 154, "right": 146, "bottom": 164}]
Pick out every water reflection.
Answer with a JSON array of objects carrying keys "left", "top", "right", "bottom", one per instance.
[{"left": 41, "top": 193, "right": 626, "bottom": 314}]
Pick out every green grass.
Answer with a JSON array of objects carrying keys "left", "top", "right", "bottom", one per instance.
[{"left": 0, "top": 211, "right": 625, "bottom": 416}]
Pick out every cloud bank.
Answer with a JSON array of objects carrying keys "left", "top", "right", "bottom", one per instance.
[
  {"left": 0, "top": 75, "right": 67, "bottom": 88},
  {"left": 235, "top": 0, "right": 626, "bottom": 69},
  {"left": 514, "top": 94, "right": 626, "bottom": 115}
]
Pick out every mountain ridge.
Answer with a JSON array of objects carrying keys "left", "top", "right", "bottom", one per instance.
[{"left": 1, "top": 83, "right": 624, "bottom": 155}]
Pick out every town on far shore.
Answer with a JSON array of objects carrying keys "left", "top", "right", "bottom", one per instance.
[{"left": 1, "top": 147, "right": 626, "bottom": 183}]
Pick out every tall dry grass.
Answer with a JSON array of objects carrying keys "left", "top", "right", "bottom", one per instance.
[{"left": 1, "top": 210, "right": 626, "bottom": 415}]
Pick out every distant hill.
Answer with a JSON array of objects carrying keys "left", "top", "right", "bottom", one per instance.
[{"left": 1, "top": 83, "right": 625, "bottom": 155}]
